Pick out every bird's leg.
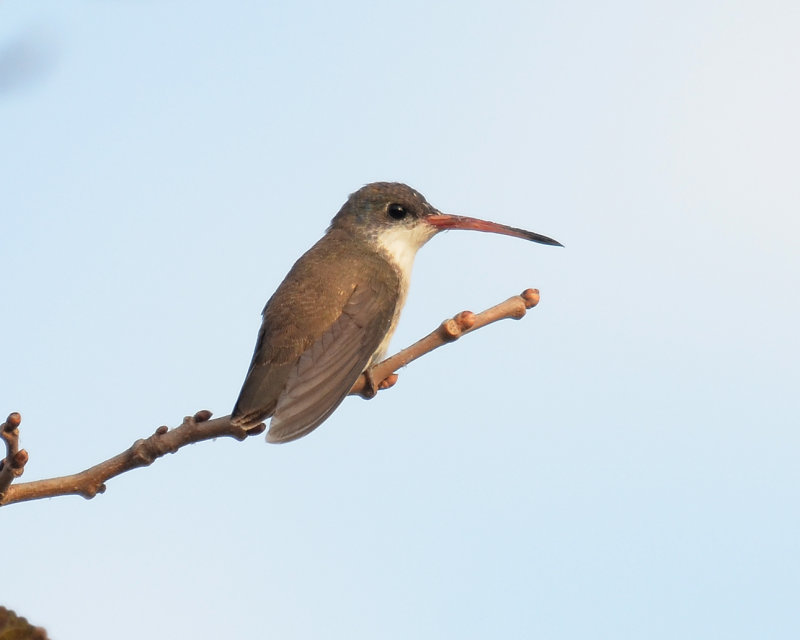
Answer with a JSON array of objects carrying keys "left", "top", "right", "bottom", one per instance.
[{"left": 360, "top": 369, "right": 399, "bottom": 399}]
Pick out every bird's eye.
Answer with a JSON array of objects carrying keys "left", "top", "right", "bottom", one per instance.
[{"left": 387, "top": 203, "right": 408, "bottom": 220}]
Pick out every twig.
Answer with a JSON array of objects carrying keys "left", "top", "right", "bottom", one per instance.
[
  {"left": 349, "top": 288, "right": 540, "bottom": 396},
  {"left": 0, "top": 412, "right": 27, "bottom": 501},
  {"left": 1, "top": 288, "right": 541, "bottom": 507},
  {"left": 1, "top": 412, "right": 265, "bottom": 506}
]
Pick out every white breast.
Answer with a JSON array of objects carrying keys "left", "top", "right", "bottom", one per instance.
[{"left": 370, "top": 223, "right": 437, "bottom": 365}]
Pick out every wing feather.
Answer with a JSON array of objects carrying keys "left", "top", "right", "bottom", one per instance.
[
  {"left": 266, "top": 280, "right": 395, "bottom": 443},
  {"left": 232, "top": 231, "right": 401, "bottom": 441}
]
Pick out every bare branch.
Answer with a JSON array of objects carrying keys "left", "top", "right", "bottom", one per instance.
[
  {"left": 2, "top": 412, "right": 266, "bottom": 506},
  {"left": 1, "top": 288, "right": 541, "bottom": 507},
  {"left": 349, "top": 288, "right": 540, "bottom": 396}
]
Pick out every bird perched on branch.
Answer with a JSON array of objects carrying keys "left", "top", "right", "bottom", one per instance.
[{"left": 233, "top": 182, "right": 561, "bottom": 443}]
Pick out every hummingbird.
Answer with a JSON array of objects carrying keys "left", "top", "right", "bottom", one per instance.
[{"left": 232, "top": 182, "right": 561, "bottom": 443}]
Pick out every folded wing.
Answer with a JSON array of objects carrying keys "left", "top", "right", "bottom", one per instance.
[{"left": 266, "top": 279, "right": 396, "bottom": 443}]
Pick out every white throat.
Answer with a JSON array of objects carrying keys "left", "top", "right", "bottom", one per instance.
[
  {"left": 370, "top": 224, "right": 436, "bottom": 365},
  {"left": 375, "top": 224, "right": 435, "bottom": 285}
]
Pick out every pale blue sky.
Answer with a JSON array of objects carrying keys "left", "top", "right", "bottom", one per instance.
[{"left": 2, "top": 1, "right": 799, "bottom": 638}]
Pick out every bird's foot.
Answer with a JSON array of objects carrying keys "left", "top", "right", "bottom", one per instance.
[{"left": 360, "top": 369, "right": 399, "bottom": 399}]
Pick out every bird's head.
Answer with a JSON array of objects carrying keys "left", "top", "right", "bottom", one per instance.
[{"left": 330, "top": 182, "right": 562, "bottom": 272}]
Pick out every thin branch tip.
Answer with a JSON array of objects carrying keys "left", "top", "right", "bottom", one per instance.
[
  {"left": 349, "top": 286, "right": 543, "bottom": 398},
  {"left": 13, "top": 450, "right": 29, "bottom": 468},
  {"left": 1, "top": 411, "right": 27, "bottom": 500},
  {"left": 4, "top": 412, "right": 21, "bottom": 431},
  {"left": 521, "top": 288, "right": 540, "bottom": 308}
]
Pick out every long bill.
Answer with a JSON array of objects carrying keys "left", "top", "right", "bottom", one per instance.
[{"left": 425, "top": 213, "right": 563, "bottom": 247}]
